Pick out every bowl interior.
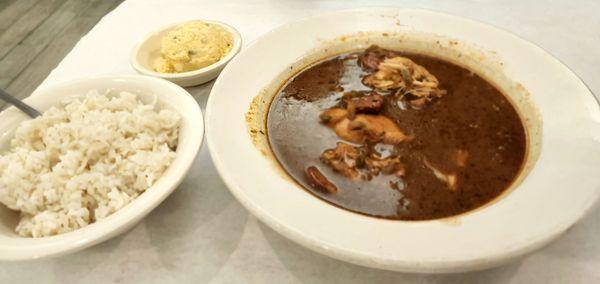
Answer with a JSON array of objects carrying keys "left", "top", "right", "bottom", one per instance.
[
  {"left": 249, "top": 32, "right": 543, "bottom": 214},
  {"left": 135, "top": 27, "right": 169, "bottom": 73},
  {"left": 0, "top": 75, "right": 203, "bottom": 259}
]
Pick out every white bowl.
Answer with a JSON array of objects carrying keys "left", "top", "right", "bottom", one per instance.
[
  {"left": 0, "top": 75, "right": 204, "bottom": 260},
  {"left": 206, "top": 8, "right": 600, "bottom": 273},
  {"left": 130, "top": 20, "right": 242, "bottom": 87}
]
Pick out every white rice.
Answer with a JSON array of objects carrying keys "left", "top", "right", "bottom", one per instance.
[{"left": 0, "top": 90, "right": 181, "bottom": 237}]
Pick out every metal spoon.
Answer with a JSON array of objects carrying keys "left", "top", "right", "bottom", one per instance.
[{"left": 0, "top": 88, "right": 41, "bottom": 118}]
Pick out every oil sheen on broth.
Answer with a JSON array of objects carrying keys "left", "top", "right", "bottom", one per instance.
[{"left": 266, "top": 46, "right": 526, "bottom": 220}]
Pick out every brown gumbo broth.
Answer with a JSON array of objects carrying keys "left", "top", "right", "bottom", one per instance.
[{"left": 267, "top": 46, "right": 526, "bottom": 220}]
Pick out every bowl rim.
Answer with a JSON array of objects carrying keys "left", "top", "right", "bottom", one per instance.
[
  {"left": 0, "top": 74, "right": 204, "bottom": 260},
  {"left": 206, "top": 7, "right": 600, "bottom": 273},
  {"left": 129, "top": 19, "right": 243, "bottom": 79}
]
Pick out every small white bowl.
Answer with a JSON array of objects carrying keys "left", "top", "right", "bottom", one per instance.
[
  {"left": 0, "top": 75, "right": 204, "bottom": 260},
  {"left": 130, "top": 20, "right": 242, "bottom": 87}
]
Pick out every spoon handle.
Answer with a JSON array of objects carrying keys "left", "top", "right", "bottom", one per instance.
[{"left": 0, "top": 89, "right": 41, "bottom": 118}]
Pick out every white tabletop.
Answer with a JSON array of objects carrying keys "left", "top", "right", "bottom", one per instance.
[{"left": 1, "top": 0, "right": 599, "bottom": 283}]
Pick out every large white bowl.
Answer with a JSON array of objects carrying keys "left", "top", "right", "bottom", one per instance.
[
  {"left": 0, "top": 75, "right": 204, "bottom": 260},
  {"left": 206, "top": 8, "right": 600, "bottom": 273}
]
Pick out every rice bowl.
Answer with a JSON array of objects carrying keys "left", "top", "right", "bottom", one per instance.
[
  {"left": 0, "top": 75, "right": 203, "bottom": 260},
  {"left": 0, "top": 90, "right": 181, "bottom": 237}
]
